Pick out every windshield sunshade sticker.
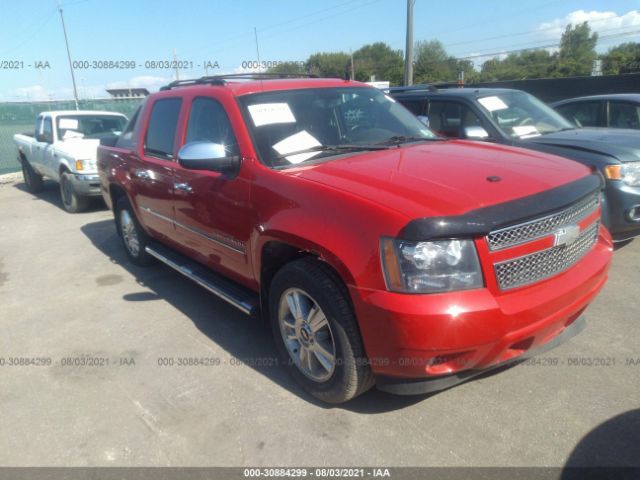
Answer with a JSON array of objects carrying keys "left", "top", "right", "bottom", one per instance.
[
  {"left": 512, "top": 125, "right": 540, "bottom": 137},
  {"left": 478, "top": 96, "right": 508, "bottom": 112},
  {"left": 248, "top": 103, "right": 296, "bottom": 127},
  {"left": 273, "top": 130, "right": 321, "bottom": 164},
  {"left": 59, "top": 118, "right": 79, "bottom": 130}
]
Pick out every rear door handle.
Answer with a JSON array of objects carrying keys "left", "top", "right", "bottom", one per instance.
[{"left": 174, "top": 182, "right": 193, "bottom": 193}]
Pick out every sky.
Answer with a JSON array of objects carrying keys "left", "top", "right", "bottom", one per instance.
[{"left": 0, "top": 0, "right": 639, "bottom": 101}]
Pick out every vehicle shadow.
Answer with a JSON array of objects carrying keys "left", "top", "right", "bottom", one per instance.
[
  {"left": 13, "top": 180, "right": 106, "bottom": 213},
  {"left": 560, "top": 409, "right": 640, "bottom": 479},
  {"left": 80, "top": 218, "right": 451, "bottom": 412}
]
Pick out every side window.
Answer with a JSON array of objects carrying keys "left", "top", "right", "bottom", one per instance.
[
  {"left": 35, "top": 117, "right": 43, "bottom": 141},
  {"left": 184, "top": 97, "right": 239, "bottom": 156},
  {"left": 144, "top": 98, "right": 182, "bottom": 159},
  {"left": 555, "top": 101, "right": 601, "bottom": 127},
  {"left": 116, "top": 106, "right": 141, "bottom": 149},
  {"left": 608, "top": 101, "right": 640, "bottom": 130},
  {"left": 428, "top": 101, "right": 482, "bottom": 138},
  {"left": 42, "top": 117, "right": 53, "bottom": 143},
  {"left": 401, "top": 99, "right": 425, "bottom": 116}
]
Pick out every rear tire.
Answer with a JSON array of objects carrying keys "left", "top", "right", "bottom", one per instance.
[
  {"left": 21, "top": 159, "right": 44, "bottom": 193},
  {"left": 269, "top": 257, "right": 374, "bottom": 404},
  {"left": 115, "top": 196, "right": 155, "bottom": 266},
  {"left": 60, "top": 171, "right": 89, "bottom": 213}
]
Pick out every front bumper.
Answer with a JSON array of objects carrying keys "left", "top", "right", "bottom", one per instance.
[
  {"left": 602, "top": 181, "right": 640, "bottom": 242},
  {"left": 349, "top": 228, "right": 612, "bottom": 390},
  {"left": 69, "top": 173, "right": 102, "bottom": 197},
  {"left": 376, "top": 314, "right": 586, "bottom": 395}
]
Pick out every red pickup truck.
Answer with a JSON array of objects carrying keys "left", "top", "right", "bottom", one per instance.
[{"left": 97, "top": 74, "right": 612, "bottom": 403}]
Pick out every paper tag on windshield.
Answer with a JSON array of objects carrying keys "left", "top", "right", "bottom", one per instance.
[
  {"left": 478, "top": 96, "right": 508, "bottom": 112},
  {"left": 273, "top": 130, "right": 321, "bottom": 164},
  {"left": 512, "top": 125, "right": 540, "bottom": 137},
  {"left": 248, "top": 103, "right": 296, "bottom": 127},
  {"left": 59, "top": 118, "right": 79, "bottom": 130}
]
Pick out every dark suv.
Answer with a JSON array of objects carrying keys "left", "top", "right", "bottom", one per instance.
[{"left": 391, "top": 86, "right": 640, "bottom": 242}]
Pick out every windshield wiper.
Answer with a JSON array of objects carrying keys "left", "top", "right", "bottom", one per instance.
[
  {"left": 373, "top": 135, "right": 438, "bottom": 146},
  {"left": 274, "top": 144, "right": 392, "bottom": 161}
]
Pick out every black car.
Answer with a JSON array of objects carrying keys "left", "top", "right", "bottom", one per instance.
[
  {"left": 390, "top": 86, "right": 640, "bottom": 242},
  {"left": 551, "top": 94, "right": 640, "bottom": 130}
]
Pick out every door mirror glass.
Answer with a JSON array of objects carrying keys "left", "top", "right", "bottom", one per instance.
[
  {"left": 178, "top": 141, "right": 239, "bottom": 173},
  {"left": 464, "top": 126, "right": 490, "bottom": 139}
]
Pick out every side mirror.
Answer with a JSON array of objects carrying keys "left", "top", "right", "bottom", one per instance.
[
  {"left": 177, "top": 141, "right": 240, "bottom": 174},
  {"left": 464, "top": 126, "right": 490, "bottom": 140},
  {"left": 417, "top": 115, "right": 430, "bottom": 127}
]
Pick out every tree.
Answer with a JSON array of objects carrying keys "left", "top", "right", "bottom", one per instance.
[
  {"left": 306, "top": 52, "right": 351, "bottom": 78},
  {"left": 413, "top": 40, "right": 475, "bottom": 84},
  {"left": 266, "top": 61, "right": 308, "bottom": 75},
  {"left": 352, "top": 42, "right": 404, "bottom": 85},
  {"left": 601, "top": 42, "right": 640, "bottom": 74},
  {"left": 554, "top": 22, "right": 598, "bottom": 76},
  {"left": 480, "top": 49, "right": 554, "bottom": 81}
]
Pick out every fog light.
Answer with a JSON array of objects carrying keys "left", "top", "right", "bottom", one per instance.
[{"left": 628, "top": 205, "right": 640, "bottom": 222}]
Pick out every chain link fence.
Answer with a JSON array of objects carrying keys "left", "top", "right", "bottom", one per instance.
[{"left": 0, "top": 99, "right": 143, "bottom": 174}]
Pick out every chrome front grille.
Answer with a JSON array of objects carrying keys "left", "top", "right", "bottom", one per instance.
[
  {"left": 494, "top": 221, "right": 599, "bottom": 291},
  {"left": 487, "top": 193, "right": 600, "bottom": 251}
]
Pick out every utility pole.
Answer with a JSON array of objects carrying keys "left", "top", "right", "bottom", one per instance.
[
  {"left": 350, "top": 50, "right": 355, "bottom": 80},
  {"left": 254, "top": 27, "right": 261, "bottom": 69},
  {"left": 404, "top": 0, "right": 414, "bottom": 86},
  {"left": 173, "top": 48, "right": 180, "bottom": 81},
  {"left": 58, "top": 1, "right": 79, "bottom": 110}
]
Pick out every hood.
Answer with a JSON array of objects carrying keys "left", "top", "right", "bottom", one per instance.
[
  {"left": 524, "top": 128, "right": 640, "bottom": 162},
  {"left": 285, "top": 140, "right": 591, "bottom": 219},
  {"left": 55, "top": 138, "right": 101, "bottom": 160}
]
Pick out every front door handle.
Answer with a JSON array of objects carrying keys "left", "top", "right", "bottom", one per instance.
[
  {"left": 174, "top": 182, "right": 193, "bottom": 193},
  {"left": 133, "top": 169, "right": 151, "bottom": 180}
]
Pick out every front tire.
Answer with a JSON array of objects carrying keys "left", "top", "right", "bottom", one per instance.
[
  {"left": 269, "top": 258, "right": 374, "bottom": 404},
  {"left": 60, "top": 171, "right": 89, "bottom": 213},
  {"left": 21, "top": 160, "right": 44, "bottom": 193},
  {"left": 115, "top": 196, "right": 155, "bottom": 266}
]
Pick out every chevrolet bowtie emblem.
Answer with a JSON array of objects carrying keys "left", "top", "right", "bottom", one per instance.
[{"left": 554, "top": 224, "right": 581, "bottom": 247}]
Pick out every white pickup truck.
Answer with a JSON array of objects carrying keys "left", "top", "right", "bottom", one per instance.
[{"left": 14, "top": 110, "right": 128, "bottom": 212}]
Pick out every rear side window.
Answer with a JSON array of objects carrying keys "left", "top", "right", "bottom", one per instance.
[
  {"left": 609, "top": 101, "right": 640, "bottom": 130},
  {"left": 145, "top": 98, "right": 182, "bottom": 159},
  {"left": 184, "top": 97, "right": 239, "bottom": 156},
  {"left": 556, "top": 101, "right": 601, "bottom": 127}
]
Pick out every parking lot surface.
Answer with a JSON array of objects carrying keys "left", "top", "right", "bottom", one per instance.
[{"left": 0, "top": 174, "right": 638, "bottom": 467}]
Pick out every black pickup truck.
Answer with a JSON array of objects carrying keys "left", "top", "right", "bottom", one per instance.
[{"left": 391, "top": 87, "right": 640, "bottom": 242}]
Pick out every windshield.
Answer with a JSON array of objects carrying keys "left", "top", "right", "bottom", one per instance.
[
  {"left": 56, "top": 114, "right": 127, "bottom": 140},
  {"left": 239, "top": 87, "right": 438, "bottom": 167},
  {"left": 476, "top": 91, "right": 574, "bottom": 138}
]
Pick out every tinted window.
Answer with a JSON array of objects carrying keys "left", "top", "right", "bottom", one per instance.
[
  {"left": 401, "top": 99, "right": 425, "bottom": 115},
  {"left": 556, "top": 101, "right": 601, "bottom": 127},
  {"left": 185, "top": 97, "right": 239, "bottom": 156},
  {"left": 145, "top": 98, "right": 182, "bottom": 159},
  {"left": 609, "top": 101, "right": 640, "bottom": 130}
]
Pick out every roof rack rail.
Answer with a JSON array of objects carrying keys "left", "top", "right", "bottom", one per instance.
[
  {"left": 160, "top": 72, "right": 319, "bottom": 91},
  {"left": 385, "top": 84, "right": 438, "bottom": 93}
]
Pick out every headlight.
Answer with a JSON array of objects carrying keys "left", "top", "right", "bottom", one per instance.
[
  {"left": 604, "top": 162, "right": 640, "bottom": 187},
  {"left": 75, "top": 159, "right": 97, "bottom": 171},
  {"left": 380, "top": 238, "right": 483, "bottom": 293}
]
